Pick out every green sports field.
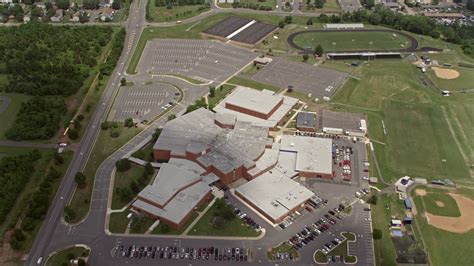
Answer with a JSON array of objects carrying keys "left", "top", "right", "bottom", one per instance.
[
  {"left": 417, "top": 188, "right": 461, "bottom": 217},
  {"left": 411, "top": 187, "right": 474, "bottom": 266},
  {"left": 292, "top": 31, "right": 412, "bottom": 51}
]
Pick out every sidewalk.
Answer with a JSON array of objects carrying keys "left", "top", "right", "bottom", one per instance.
[{"left": 182, "top": 197, "right": 217, "bottom": 235}]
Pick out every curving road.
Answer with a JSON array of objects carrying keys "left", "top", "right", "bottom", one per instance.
[{"left": 26, "top": 1, "right": 375, "bottom": 266}]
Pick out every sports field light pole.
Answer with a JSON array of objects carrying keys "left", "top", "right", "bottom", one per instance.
[
  {"left": 369, "top": 41, "right": 373, "bottom": 62},
  {"left": 332, "top": 42, "right": 336, "bottom": 62}
]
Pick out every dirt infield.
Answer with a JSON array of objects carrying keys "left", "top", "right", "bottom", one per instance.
[
  {"left": 432, "top": 67, "right": 460, "bottom": 79},
  {"left": 415, "top": 189, "right": 427, "bottom": 196},
  {"left": 435, "top": 201, "right": 445, "bottom": 207},
  {"left": 426, "top": 193, "right": 474, "bottom": 233}
]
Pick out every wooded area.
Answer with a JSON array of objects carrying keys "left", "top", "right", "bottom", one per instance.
[{"left": 0, "top": 23, "right": 118, "bottom": 140}]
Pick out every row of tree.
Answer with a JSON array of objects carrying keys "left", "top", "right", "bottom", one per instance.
[
  {"left": 154, "top": 0, "right": 205, "bottom": 6},
  {"left": 0, "top": 150, "right": 41, "bottom": 225}
]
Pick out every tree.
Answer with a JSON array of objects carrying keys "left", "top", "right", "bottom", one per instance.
[
  {"left": 145, "top": 162, "right": 154, "bottom": 175},
  {"left": 13, "top": 229, "right": 26, "bottom": 241},
  {"left": 83, "top": 0, "right": 99, "bottom": 9},
  {"left": 110, "top": 129, "right": 120, "bottom": 138},
  {"left": 116, "top": 158, "right": 131, "bottom": 172},
  {"left": 54, "top": 153, "right": 64, "bottom": 165},
  {"left": 167, "top": 114, "right": 176, "bottom": 121},
  {"left": 101, "top": 121, "right": 110, "bottom": 130},
  {"left": 302, "top": 53, "right": 309, "bottom": 62},
  {"left": 209, "top": 86, "right": 216, "bottom": 98},
  {"left": 124, "top": 118, "right": 134, "bottom": 128},
  {"left": 314, "top": 0, "right": 324, "bottom": 8},
  {"left": 367, "top": 194, "right": 378, "bottom": 205},
  {"left": 112, "top": 0, "right": 122, "bottom": 9},
  {"left": 373, "top": 228, "right": 382, "bottom": 239},
  {"left": 64, "top": 206, "right": 76, "bottom": 222},
  {"left": 78, "top": 258, "right": 86, "bottom": 266},
  {"left": 430, "top": 30, "right": 440, "bottom": 39},
  {"left": 120, "top": 77, "right": 127, "bottom": 86},
  {"left": 152, "top": 128, "right": 162, "bottom": 141},
  {"left": 74, "top": 172, "right": 87, "bottom": 188},
  {"left": 130, "top": 181, "right": 140, "bottom": 194},
  {"left": 278, "top": 20, "right": 285, "bottom": 28},
  {"left": 467, "top": 0, "right": 474, "bottom": 11},
  {"left": 57, "top": 0, "right": 70, "bottom": 10},
  {"left": 284, "top": 15, "right": 292, "bottom": 24},
  {"left": 68, "top": 128, "right": 79, "bottom": 140},
  {"left": 314, "top": 44, "right": 323, "bottom": 57},
  {"left": 306, "top": 18, "right": 313, "bottom": 25}
]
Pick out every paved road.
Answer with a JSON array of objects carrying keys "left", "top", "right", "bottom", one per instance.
[
  {"left": 0, "top": 140, "right": 58, "bottom": 149},
  {"left": 26, "top": 1, "right": 375, "bottom": 266},
  {"left": 26, "top": 0, "right": 148, "bottom": 264}
]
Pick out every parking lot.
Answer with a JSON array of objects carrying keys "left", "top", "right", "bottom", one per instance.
[
  {"left": 108, "top": 82, "right": 179, "bottom": 122},
  {"left": 118, "top": 245, "right": 251, "bottom": 262},
  {"left": 137, "top": 39, "right": 257, "bottom": 83},
  {"left": 249, "top": 57, "right": 348, "bottom": 98}
]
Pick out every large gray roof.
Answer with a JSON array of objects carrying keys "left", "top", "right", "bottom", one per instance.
[
  {"left": 236, "top": 171, "right": 314, "bottom": 221},
  {"left": 138, "top": 163, "right": 201, "bottom": 207},
  {"left": 154, "top": 108, "right": 270, "bottom": 174},
  {"left": 280, "top": 135, "right": 332, "bottom": 174},
  {"left": 133, "top": 181, "right": 210, "bottom": 224}
]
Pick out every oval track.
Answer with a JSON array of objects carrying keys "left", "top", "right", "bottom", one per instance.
[{"left": 287, "top": 29, "right": 419, "bottom": 53}]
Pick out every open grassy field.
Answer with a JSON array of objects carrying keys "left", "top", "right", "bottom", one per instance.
[
  {"left": 411, "top": 187, "right": 474, "bottom": 266},
  {"left": 331, "top": 60, "right": 472, "bottom": 181},
  {"left": 188, "top": 204, "right": 260, "bottom": 237},
  {"left": 427, "top": 66, "right": 474, "bottom": 91},
  {"left": 0, "top": 93, "right": 31, "bottom": 140},
  {"left": 147, "top": 4, "right": 209, "bottom": 22},
  {"left": 227, "top": 76, "right": 282, "bottom": 92},
  {"left": 292, "top": 31, "right": 412, "bottom": 51}
]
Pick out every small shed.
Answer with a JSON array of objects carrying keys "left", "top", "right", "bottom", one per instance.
[
  {"left": 391, "top": 219, "right": 402, "bottom": 227},
  {"left": 369, "top": 177, "right": 378, "bottom": 184},
  {"left": 404, "top": 198, "right": 413, "bottom": 210},
  {"left": 403, "top": 216, "right": 413, "bottom": 224}
]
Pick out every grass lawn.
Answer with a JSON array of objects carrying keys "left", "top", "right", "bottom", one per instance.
[
  {"left": 151, "top": 212, "right": 199, "bottom": 235},
  {"left": 112, "top": 164, "right": 148, "bottom": 210},
  {"left": 331, "top": 60, "right": 471, "bottom": 181},
  {"left": 267, "top": 242, "right": 299, "bottom": 261},
  {"left": 303, "top": 0, "right": 341, "bottom": 13},
  {"left": 227, "top": 76, "right": 282, "bottom": 92},
  {"left": 162, "top": 73, "right": 207, "bottom": 84},
  {"left": 418, "top": 188, "right": 461, "bottom": 217},
  {"left": 46, "top": 246, "right": 90, "bottom": 266},
  {"left": 130, "top": 215, "right": 156, "bottom": 234},
  {"left": 67, "top": 125, "right": 141, "bottom": 223},
  {"left": 188, "top": 204, "right": 260, "bottom": 237},
  {"left": 231, "top": 0, "right": 277, "bottom": 9},
  {"left": 314, "top": 232, "right": 356, "bottom": 263},
  {"left": 109, "top": 211, "right": 130, "bottom": 233},
  {"left": 411, "top": 187, "right": 474, "bottom": 266},
  {"left": 131, "top": 142, "right": 154, "bottom": 162},
  {"left": 0, "top": 92, "right": 31, "bottom": 140},
  {"left": 208, "top": 84, "right": 235, "bottom": 107},
  {"left": 292, "top": 31, "right": 412, "bottom": 51},
  {"left": 148, "top": 4, "right": 209, "bottom": 22}
]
